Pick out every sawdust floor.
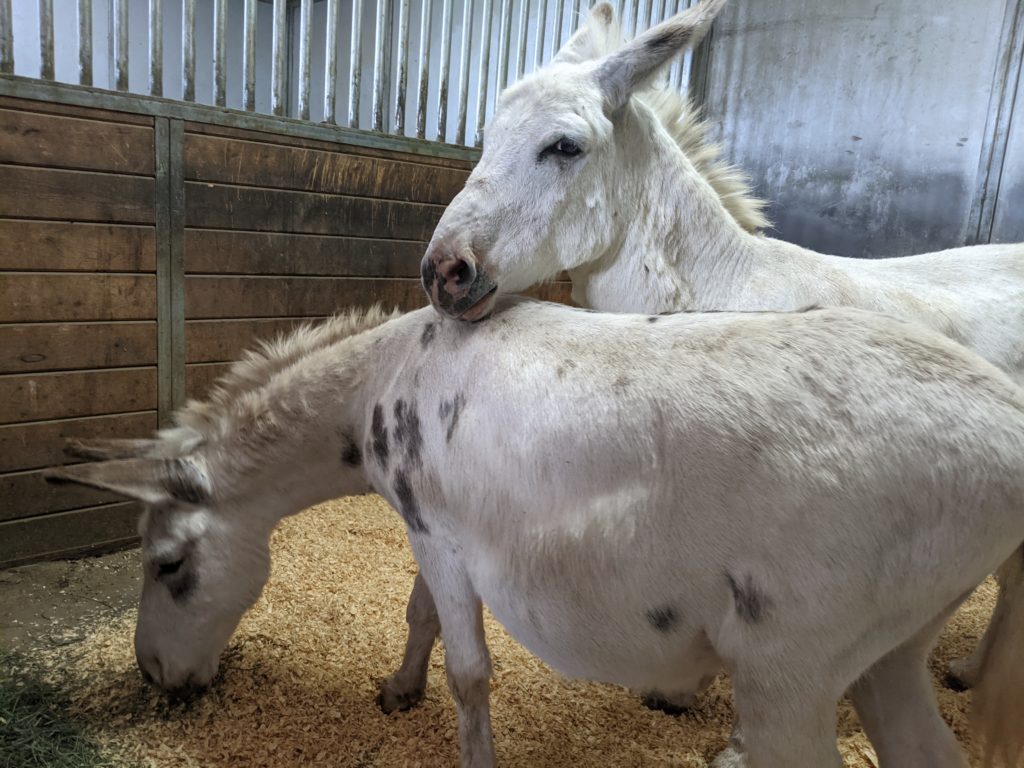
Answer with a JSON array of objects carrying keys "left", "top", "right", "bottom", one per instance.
[{"left": 8, "top": 494, "right": 996, "bottom": 767}]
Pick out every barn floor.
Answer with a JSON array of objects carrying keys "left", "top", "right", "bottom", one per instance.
[{"left": 0, "top": 494, "right": 995, "bottom": 767}]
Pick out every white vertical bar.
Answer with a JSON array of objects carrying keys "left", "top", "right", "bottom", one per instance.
[
  {"left": 372, "top": 0, "right": 390, "bottom": 131},
  {"left": 149, "top": 0, "right": 163, "bottom": 95},
  {"left": 570, "top": 0, "right": 581, "bottom": 31},
  {"left": 183, "top": 0, "right": 196, "bottom": 101},
  {"left": 114, "top": 0, "right": 128, "bottom": 89},
  {"left": 39, "top": 0, "right": 54, "bottom": 80},
  {"left": 496, "top": 0, "right": 511, "bottom": 90},
  {"left": 349, "top": 0, "right": 364, "bottom": 126},
  {"left": 533, "top": 0, "right": 547, "bottom": 69},
  {"left": 551, "top": 0, "right": 564, "bottom": 55},
  {"left": 0, "top": 0, "right": 11, "bottom": 75},
  {"left": 298, "top": 0, "right": 312, "bottom": 119},
  {"left": 214, "top": 0, "right": 227, "bottom": 105},
  {"left": 436, "top": 0, "right": 454, "bottom": 141},
  {"left": 415, "top": 0, "right": 433, "bottom": 138},
  {"left": 271, "top": 0, "right": 287, "bottom": 115},
  {"left": 77, "top": 0, "right": 92, "bottom": 84},
  {"left": 627, "top": 0, "right": 640, "bottom": 37},
  {"left": 394, "top": 0, "right": 410, "bottom": 133},
  {"left": 640, "top": 0, "right": 652, "bottom": 31},
  {"left": 323, "top": 0, "right": 339, "bottom": 123},
  {"left": 474, "top": 0, "right": 494, "bottom": 146},
  {"left": 455, "top": 0, "right": 472, "bottom": 144},
  {"left": 243, "top": 0, "right": 257, "bottom": 110},
  {"left": 515, "top": 0, "right": 528, "bottom": 80}
]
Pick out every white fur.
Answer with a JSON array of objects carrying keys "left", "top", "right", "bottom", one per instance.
[{"left": 50, "top": 299, "right": 1024, "bottom": 766}]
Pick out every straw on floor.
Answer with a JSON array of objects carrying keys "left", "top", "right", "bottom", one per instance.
[{"left": 43, "top": 494, "right": 993, "bottom": 767}]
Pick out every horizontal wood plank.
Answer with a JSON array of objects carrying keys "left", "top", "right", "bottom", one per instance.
[
  {"left": 0, "top": 166, "right": 156, "bottom": 223},
  {"left": 0, "top": 502, "right": 140, "bottom": 568},
  {"left": 0, "top": 367, "right": 157, "bottom": 424},
  {"left": 186, "top": 318, "right": 327, "bottom": 363},
  {"left": 0, "top": 108, "right": 154, "bottom": 174},
  {"left": 185, "top": 134, "right": 466, "bottom": 204},
  {"left": 0, "top": 322, "right": 156, "bottom": 374},
  {"left": 186, "top": 363, "right": 232, "bottom": 401},
  {"left": 185, "top": 276, "right": 427, "bottom": 319},
  {"left": 0, "top": 221, "right": 155, "bottom": 272},
  {"left": 524, "top": 282, "right": 575, "bottom": 306},
  {"left": 185, "top": 183, "right": 442, "bottom": 239},
  {"left": 0, "top": 95, "right": 153, "bottom": 125},
  {"left": 0, "top": 411, "right": 158, "bottom": 473},
  {"left": 184, "top": 230, "right": 424, "bottom": 277},
  {"left": 0, "top": 468, "right": 126, "bottom": 522},
  {"left": 183, "top": 121, "right": 475, "bottom": 170},
  {"left": 0, "top": 274, "right": 156, "bottom": 323}
]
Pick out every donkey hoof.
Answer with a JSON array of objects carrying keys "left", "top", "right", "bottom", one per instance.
[
  {"left": 944, "top": 659, "right": 977, "bottom": 692},
  {"left": 641, "top": 692, "right": 695, "bottom": 716},
  {"left": 377, "top": 679, "right": 425, "bottom": 714}
]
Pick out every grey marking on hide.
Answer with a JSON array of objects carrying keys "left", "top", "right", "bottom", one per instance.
[
  {"left": 167, "top": 570, "right": 197, "bottom": 602},
  {"left": 393, "top": 399, "right": 423, "bottom": 466},
  {"left": 646, "top": 606, "right": 678, "bottom": 633},
  {"left": 340, "top": 432, "right": 362, "bottom": 468},
  {"left": 162, "top": 459, "right": 207, "bottom": 505},
  {"left": 393, "top": 469, "right": 429, "bottom": 533},
  {"left": 613, "top": 374, "right": 631, "bottom": 391},
  {"left": 726, "top": 572, "right": 770, "bottom": 624},
  {"left": 420, "top": 322, "right": 437, "bottom": 349},
  {"left": 647, "top": 316, "right": 659, "bottom": 323},
  {"left": 438, "top": 393, "right": 466, "bottom": 443},
  {"left": 371, "top": 404, "right": 390, "bottom": 468}
]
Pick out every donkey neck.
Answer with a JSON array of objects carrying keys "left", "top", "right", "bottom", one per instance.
[{"left": 569, "top": 102, "right": 786, "bottom": 313}]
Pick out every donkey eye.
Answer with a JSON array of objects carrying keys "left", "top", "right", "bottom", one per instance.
[
  {"left": 157, "top": 558, "right": 185, "bottom": 576},
  {"left": 540, "top": 137, "right": 583, "bottom": 161}
]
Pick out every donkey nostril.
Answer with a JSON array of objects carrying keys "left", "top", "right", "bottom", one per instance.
[{"left": 451, "top": 258, "right": 472, "bottom": 285}]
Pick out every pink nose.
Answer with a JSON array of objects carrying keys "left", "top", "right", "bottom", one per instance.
[{"left": 421, "top": 246, "right": 478, "bottom": 301}]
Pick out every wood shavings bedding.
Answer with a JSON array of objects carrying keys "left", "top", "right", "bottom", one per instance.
[{"left": 45, "top": 494, "right": 992, "bottom": 767}]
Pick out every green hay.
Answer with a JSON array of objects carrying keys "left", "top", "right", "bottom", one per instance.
[{"left": 0, "top": 652, "right": 124, "bottom": 768}]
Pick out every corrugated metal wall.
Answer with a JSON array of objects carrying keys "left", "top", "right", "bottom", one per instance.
[{"left": 699, "top": 0, "right": 1024, "bottom": 257}]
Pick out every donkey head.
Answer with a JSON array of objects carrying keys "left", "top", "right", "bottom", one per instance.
[
  {"left": 46, "top": 426, "right": 362, "bottom": 695},
  {"left": 422, "top": 0, "right": 726, "bottom": 320}
]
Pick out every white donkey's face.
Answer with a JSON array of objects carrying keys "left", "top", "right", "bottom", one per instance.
[
  {"left": 47, "top": 452, "right": 273, "bottom": 694},
  {"left": 421, "top": 0, "right": 726, "bottom": 320}
]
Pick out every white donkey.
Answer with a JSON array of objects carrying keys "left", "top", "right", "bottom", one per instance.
[
  {"left": 419, "top": 0, "right": 1024, "bottom": 696},
  {"left": 47, "top": 299, "right": 1024, "bottom": 767}
]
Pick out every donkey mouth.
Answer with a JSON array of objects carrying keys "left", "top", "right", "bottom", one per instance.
[{"left": 458, "top": 285, "right": 498, "bottom": 322}]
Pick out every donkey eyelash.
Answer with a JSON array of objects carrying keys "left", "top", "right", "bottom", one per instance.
[
  {"left": 157, "top": 558, "right": 185, "bottom": 576},
  {"left": 538, "top": 137, "right": 584, "bottom": 162}
]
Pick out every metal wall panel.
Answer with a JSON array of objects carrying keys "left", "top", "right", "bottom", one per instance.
[
  {"left": 991, "top": 64, "right": 1024, "bottom": 243},
  {"left": 701, "top": 0, "right": 1010, "bottom": 257}
]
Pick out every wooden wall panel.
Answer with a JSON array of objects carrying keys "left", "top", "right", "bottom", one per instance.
[
  {"left": 185, "top": 363, "right": 232, "bottom": 401},
  {"left": 0, "top": 166, "right": 155, "bottom": 223},
  {"left": 185, "top": 183, "right": 443, "bottom": 239},
  {"left": 184, "top": 230, "right": 424, "bottom": 277},
  {"left": 184, "top": 276, "right": 426, "bottom": 319},
  {"left": 0, "top": 469, "right": 124, "bottom": 522},
  {"left": 0, "top": 412, "right": 158, "bottom": 474},
  {"left": 186, "top": 318, "right": 326, "bottom": 363},
  {"left": 0, "top": 502, "right": 141, "bottom": 568},
  {"left": 0, "top": 221, "right": 155, "bottom": 272},
  {"left": 185, "top": 134, "right": 468, "bottom": 204},
  {"left": 0, "top": 274, "right": 156, "bottom": 323},
  {"left": 0, "top": 108, "right": 154, "bottom": 174},
  {"left": 0, "top": 323, "right": 156, "bottom": 374},
  {"left": 0, "top": 368, "right": 158, "bottom": 423}
]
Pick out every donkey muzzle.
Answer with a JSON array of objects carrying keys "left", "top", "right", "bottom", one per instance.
[{"left": 421, "top": 246, "right": 498, "bottom": 321}]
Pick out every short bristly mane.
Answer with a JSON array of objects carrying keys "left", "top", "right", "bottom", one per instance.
[
  {"left": 578, "top": 9, "right": 769, "bottom": 233},
  {"left": 163, "top": 305, "right": 401, "bottom": 450}
]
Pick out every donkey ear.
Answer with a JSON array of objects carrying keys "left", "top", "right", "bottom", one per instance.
[
  {"left": 551, "top": 2, "right": 618, "bottom": 64},
  {"left": 596, "top": 0, "right": 725, "bottom": 110},
  {"left": 44, "top": 457, "right": 210, "bottom": 506},
  {"left": 64, "top": 437, "right": 162, "bottom": 461}
]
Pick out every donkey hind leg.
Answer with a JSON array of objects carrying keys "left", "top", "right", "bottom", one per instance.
[
  {"left": 721, "top": 671, "right": 843, "bottom": 768},
  {"left": 378, "top": 572, "right": 441, "bottom": 713},
  {"left": 945, "top": 547, "right": 1024, "bottom": 691},
  {"left": 850, "top": 599, "right": 969, "bottom": 768}
]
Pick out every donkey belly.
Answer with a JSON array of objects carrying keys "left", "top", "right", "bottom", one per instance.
[{"left": 464, "top": 547, "right": 721, "bottom": 693}]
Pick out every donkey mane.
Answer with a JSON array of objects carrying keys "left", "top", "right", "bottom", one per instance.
[
  {"left": 578, "top": 6, "right": 769, "bottom": 233},
  {"left": 167, "top": 305, "right": 401, "bottom": 448}
]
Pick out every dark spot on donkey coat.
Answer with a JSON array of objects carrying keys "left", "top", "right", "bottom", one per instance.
[
  {"left": 339, "top": 432, "right": 362, "bottom": 468},
  {"left": 393, "top": 399, "right": 423, "bottom": 466},
  {"left": 438, "top": 393, "right": 466, "bottom": 443},
  {"left": 370, "top": 404, "right": 390, "bottom": 468},
  {"left": 393, "top": 469, "right": 429, "bottom": 533},
  {"left": 420, "top": 322, "right": 438, "bottom": 349},
  {"left": 646, "top": 605, "right": 679, "bottom": 633},
  {"left": 726, "top": 572, "right": 771, "bottom": 624}
]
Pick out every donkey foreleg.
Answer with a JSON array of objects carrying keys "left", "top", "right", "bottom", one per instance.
[
  {"left": 945, "top": 547, "right": 1024, "bottom": 691},
  {"left": 378, "top": 571, "right": 441, "bottom": 713}
]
